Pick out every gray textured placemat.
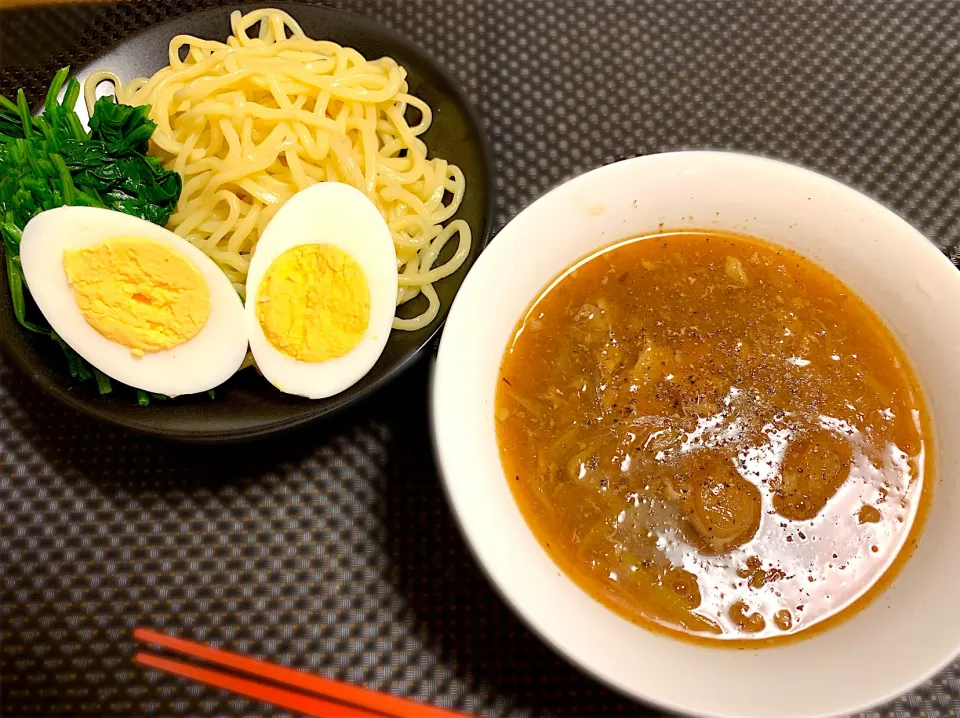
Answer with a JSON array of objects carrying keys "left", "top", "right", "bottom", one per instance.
[{"left": 1, "top": 1, "right": 959, "bottom": 716}]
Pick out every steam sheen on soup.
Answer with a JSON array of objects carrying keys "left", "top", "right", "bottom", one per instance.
[{"left": 495, "top": 231, "right": 931, "bottom": 644}]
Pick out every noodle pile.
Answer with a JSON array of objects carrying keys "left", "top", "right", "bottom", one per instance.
[{"left": 85, "top": 8, "right": 471, "bottom": 330}]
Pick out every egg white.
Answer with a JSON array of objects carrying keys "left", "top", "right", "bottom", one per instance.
[
  {"left": 245, "top": 182, "right": 398, "bottom": 399},
  {"left": 20, "top": 206, "right": 248, "bottom": 397}
]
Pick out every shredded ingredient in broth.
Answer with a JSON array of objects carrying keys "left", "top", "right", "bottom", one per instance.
[
  {"left": 495, "top": 231, "right": 931, "bottom": 644},
  {"left": 84, "top": 8, "right": 470, "bottom": 331}
]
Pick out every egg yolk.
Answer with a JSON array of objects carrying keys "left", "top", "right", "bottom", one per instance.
[
  {"left": 256, "top": 244, "right": 370, "bottom": 362},
  {"left": 62, "top": 236, "right": 210, "bottom": 357}
]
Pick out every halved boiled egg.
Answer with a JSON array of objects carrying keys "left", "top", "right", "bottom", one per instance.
[
  {"left": 245, "top": 183, "right": 398, "bottom": 399},
  {"left": 21, "top": 206, "right": 248, "bottom": 396}
]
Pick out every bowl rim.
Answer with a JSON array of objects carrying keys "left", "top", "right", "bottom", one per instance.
[
  {"left": 2, "top": 0, "right": 496, "bottom": 442},
  {"left": 432, "top": 149, "right": 960, "bottom": 717}
]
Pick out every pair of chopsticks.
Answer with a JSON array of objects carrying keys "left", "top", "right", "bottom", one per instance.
[{"left": 134, "top": 627, "right": 464, "bottom": 718}]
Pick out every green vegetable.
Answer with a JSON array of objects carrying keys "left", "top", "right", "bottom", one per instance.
[
  {"left": 0, "top": 67, "right": 184, "bottom": 405},
  {"left": 62, "top": 98, "right": 181, "bottom": 227}
]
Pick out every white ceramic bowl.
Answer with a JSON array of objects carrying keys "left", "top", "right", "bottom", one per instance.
[{"left": 432, "top": 151, "right": 960, "bottom": 718}]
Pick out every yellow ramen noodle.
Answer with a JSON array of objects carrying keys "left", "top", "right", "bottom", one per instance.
[
  {"left": 256, "top": 244, "right": 370, "bottom": 362},
  {"left": 85, "top": 8, "right": 471, "bottom": 331},
  {"left": 62, "top": 237, "right": 210, "bottom": 356}
]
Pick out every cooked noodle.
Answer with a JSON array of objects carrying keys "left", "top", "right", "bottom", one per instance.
[{"left": 84, "top": 8, "right": 471, "bottom": 330}]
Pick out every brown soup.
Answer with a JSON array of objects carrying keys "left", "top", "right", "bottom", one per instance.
[{"left": 495, "top": 230, "right": 931, "bottom": 644}]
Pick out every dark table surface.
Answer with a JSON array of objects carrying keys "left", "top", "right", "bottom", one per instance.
[{"left": 1, "top": 1, "right": 959, "bottom": 717}]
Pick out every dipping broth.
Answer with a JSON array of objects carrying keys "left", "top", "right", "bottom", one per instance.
[{"left": 495, "top": 230, "right": 931, "bottom": 644}]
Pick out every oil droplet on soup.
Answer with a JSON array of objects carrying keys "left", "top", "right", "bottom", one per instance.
[{"left": 495, "top": 230, "right": 931, "bottom": 645}]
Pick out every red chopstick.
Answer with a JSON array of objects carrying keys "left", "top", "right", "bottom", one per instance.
[
  {"left": 134, "top": 627, "right": 464, "bottom": 718},
  {"left": 135, "top": 652, "right": 376, "bottom": 718}
]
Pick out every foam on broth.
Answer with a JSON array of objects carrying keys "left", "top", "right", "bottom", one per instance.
[{"left": 495, "top": 230, "right": 931, "bottom": 645}]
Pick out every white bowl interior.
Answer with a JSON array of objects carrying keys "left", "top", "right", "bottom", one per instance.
[{"left": 433, "top": 152, "right": 960, "bottom": 718}]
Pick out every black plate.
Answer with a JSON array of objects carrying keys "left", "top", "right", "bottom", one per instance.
[{"left": 0, "top": 2, "right": 493, "bottom": 442}]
